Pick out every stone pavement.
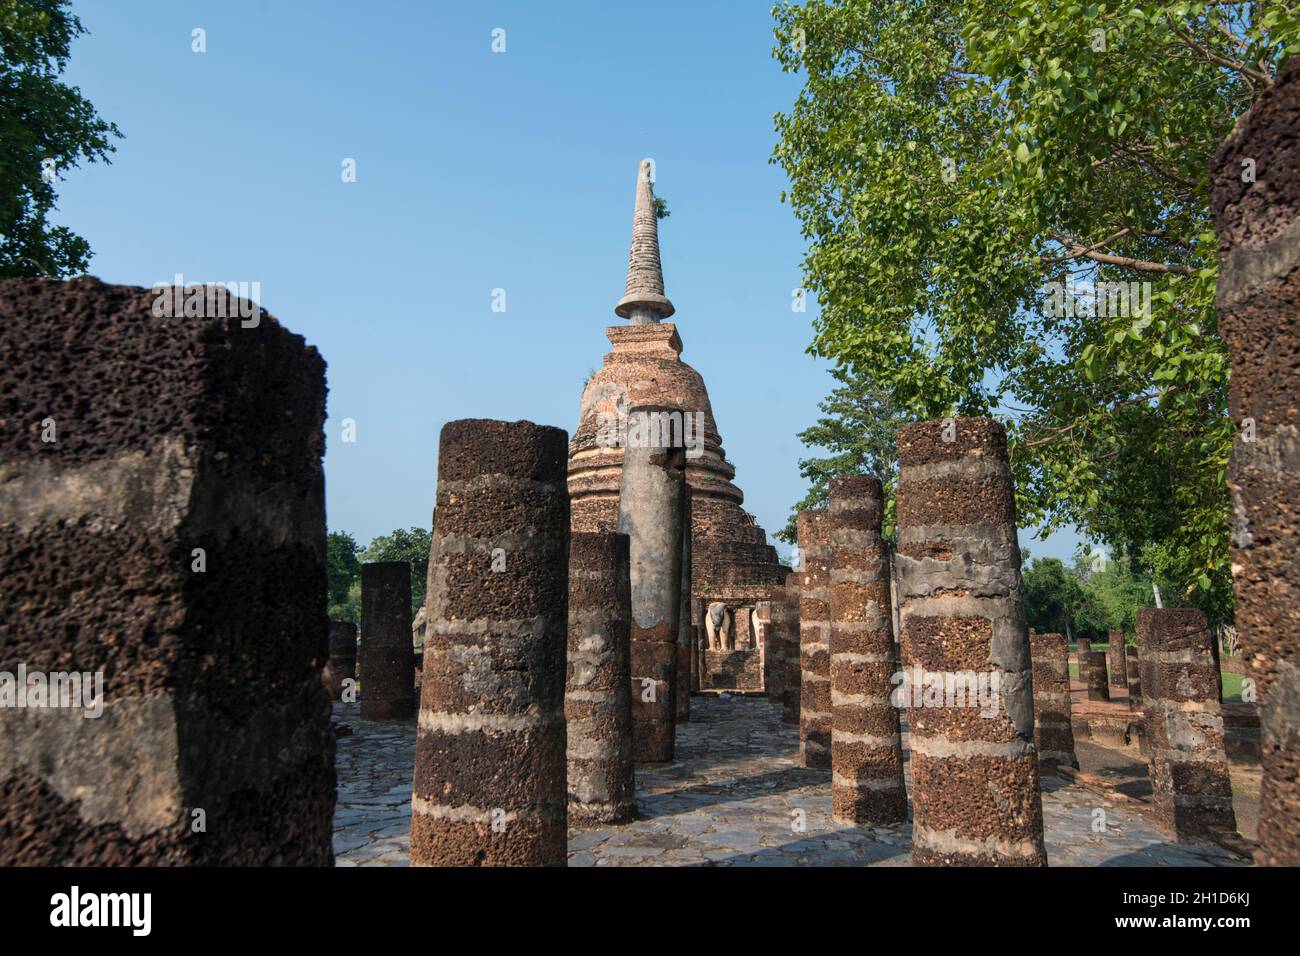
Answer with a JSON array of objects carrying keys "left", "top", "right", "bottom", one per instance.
[{"left": 332, "top": 695, "right": 1251, "bottom": 867}]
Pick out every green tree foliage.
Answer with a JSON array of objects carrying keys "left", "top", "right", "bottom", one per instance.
[
  {"left": 326, "top": 531, "right": 362, "bottom": 623},
  {"left": 1, "top": 0, "right": 121, "bottom": 277},
  {"left": 771, "top": 1, "right": 1299, "bottom": 618},
  {"left": 361, "top": 527, "right": 431, "bottom": 617},
  {"left": 1024, "top": 550, "right": 1166, "bottom": 639},
  {"left": 777, "top": 366, "right": 914, "bottom": 544},
  {"left": 1022, "top": 555, "right": 1088, "bottom": 639}
]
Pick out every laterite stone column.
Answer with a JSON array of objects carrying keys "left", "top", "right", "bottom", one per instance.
[
  {"left": 0, "top": 277, "right": 333, "bottom": 865},
  {"left": 763, "top": 590, "right": 788, "bottom": 708},
  {"left": 895, "top": 417, "right": 1046, "bottom": 866},
  {"left": 829, "top": 477, "right": 906, "bottom": 824},
  {"left": 675, "top": 494, "right": 693, "bottom": 723},
  {"left": 359, "top": 562, "right": 415, "bottom": 720},
  {"left": 324, "top": 621, "right": 358, "bottom": 699},
  {"left": 1211, "top": 56, "right": 1300, "bottom": 865},
  {"left": 618, "top": 406, "right": 686, "bottom": 762},
  {"left": 1108, "top": 630, "right": 1127, "bottom": 689},
  {"left": 566, "top": 532, "right": 635, "bottom": 825},
  {"left": 1074, "top": 637, "right": 1090, "bottom": 679},
  {"left": 1136, "top": 608, "right": 1237, "bottom": 842},
  {"left": 1081, "top": 650, "right": 1110, "bottom": 702},
  {"left": 1126, "top": 646, "right": 1142, "bottom": 711},
  {"left": 410, "top": 419, "right": 569, "bottom": 866},
  {"left": 1029, "top": 632, "right": 1077, "bottom": 770},
  {"left": 797, "top": 509, "right": 832, "bottom": 769},
  {"left": 782, "top": 572, "right": 802, "bottom": 725}
]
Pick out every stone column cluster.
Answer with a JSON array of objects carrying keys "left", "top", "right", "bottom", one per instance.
[
  {"left": 1029, "top": 632, "right": 1078, "bottom": 770},
  {"left": 359, "top": 561, "right": 415, "bottom": 720},
  {"left": 1211, "top": 55, "right": 1300, "bottom": 866},
  {"left": 0, "top": 277, "right": 334, "bottom": 865},
  {"left": 617, "top": 406, "right": 686, "bottom": 762},
  {"left": 410, "top": 419, "right": 569, "bottom": 866},
  {"left": 1136, "top": 609, "right": 1237, "bottom": 842},
  {"left": 566, "top": 532, "right": 636, "bottom": 825},
  {"left": 894, "top": 417, "right": 1046, "bottom": 867},
  {"left": 828, "top": 477, "right": 906, "bottom": 825},
  {"left": 796, "top": 509, "right": 832, "bottom": 769}
]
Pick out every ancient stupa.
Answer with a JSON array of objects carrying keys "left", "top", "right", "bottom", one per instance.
[{"left": 568, "top": 161, "right": 789, "bottom": 686}]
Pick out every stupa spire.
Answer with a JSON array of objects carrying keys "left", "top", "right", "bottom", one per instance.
[{"left": 614, "top": 159, "right": 675, "bottom": 323}]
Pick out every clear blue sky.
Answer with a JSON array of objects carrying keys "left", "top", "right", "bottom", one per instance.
[{"left": 56, "top": 0, "right": 1080, "bottom": 565}]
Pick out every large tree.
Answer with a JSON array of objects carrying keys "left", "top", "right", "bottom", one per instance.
[
  {"left": 1, "top": 0, "right": 121, "bottom": 278},
  {"left": 778, "top": 365, "right": 913, "bottom": 543},
  {"left": 772, "top": 1, "right": 1298, "bottom": 619},
  {"left": 326, "top": 530, "right": 362, "bottom": 623}
]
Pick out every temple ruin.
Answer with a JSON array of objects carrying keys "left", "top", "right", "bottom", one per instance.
[{"left": 567, "top": 161, "right": 790, "bottom": 695}]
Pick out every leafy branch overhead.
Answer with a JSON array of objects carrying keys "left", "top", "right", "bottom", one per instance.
[
  {"left": 771, "top": 0, "right": 1298, "bottom": 620},
  {"left": 0, "top": 0, "right": 122, "bottom": 278}
]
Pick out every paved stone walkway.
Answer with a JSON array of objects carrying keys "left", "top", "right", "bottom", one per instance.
[{"left": 333, "top": 696, "right": 1250, "bottom": 867}]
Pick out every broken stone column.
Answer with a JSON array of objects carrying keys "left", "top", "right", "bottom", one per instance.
[
  {"left": 1126, "top": 645, "right": 1142, "bottom": 711},
  {"left": 617, "top": 406, "right": 686, "bottom": 762},
  {"left": 410, "top": 419, "right": 569, "bottom": 867},
  {"left": 1210, "top": 56, "right": 1300, "bottom": 866},
  {"left": 566, "top": 532, "right": 635, "bottom": 825},
  {"left": 324, "top": 621, "right": 358, "bottom": 699},
  {"left": 0, "top": 276, "right": 333, "bottom": 865},
  {"left": 782, "top": 572, "right": 802, "bottom": 725},
  {"left": 1081, "top": 650, "right": 1110, "bottom": 702},
  {"left": 1029, "top": 632, "right": 1078, "bottom": 770},
  {"left": 828, "top": 476, "right": 906, "bottom": 825},
  {"left": 797, "top": 509, "right": 832, "bottom": 769},
  {"left": 895, "top": 417, "right": 1047, "bottom": 866},
  {"left": 676, "top": 494, "right": 693, "bottom": 723},
  {"left": 1108, "top": 630, "right": 1128, "bottom": 689},
  {"left": 359, "top": 562, "right": 415, "bottom": 720},
  {"left": 1136, "top": 608, "right": 1237, "bottom": 842}
]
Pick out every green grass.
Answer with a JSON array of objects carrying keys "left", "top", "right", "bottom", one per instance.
[{"left": 1221, "top": 671, "right": 1245, "bottom": 702}]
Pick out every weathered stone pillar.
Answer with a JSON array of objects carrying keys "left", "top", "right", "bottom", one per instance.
[
  {"left": 359, "top": 562, "right": 415, "bottom": 720},
  {"left": 618, "top": 406, "right": 686, "bottom": 762},
  {"left": 1108, "top": 630, "right": 1128, "bottom": 688},
  {"left": 691, "top": 610, "right": 703, "bottom": 693},
  {"left": 676, "top": 494, "right": 693, "bottom": 723},
  {"left": 1126, "top": 645, "right": 1142, "bottom": 711},
  {"left": 566, "top": 532, "right": 635, "bottom": 825},
  {"left": 1136, "top": 608, "right": 1237, "bottom": 842},
  {"left": 1073, "top": 637, "right": 1090, "bottom": 681},
  {"left": 1029, "top": 632, "right": 1078, "bottom": 770},
  {"left": 1081, "top": 650, "right": 1110, "bottom": 702},
  {"left": 324, "top": 621, "right": 358, "bottom": 699},
  {"left": 782, "top": 572, "right": 802, "bottom": 725},
  {"left": 895, "top": 417, "right": 1046, "bottom": 866},
  {"left": 761, "top": 594, "right": 786, "bottom": 706},
  {"left": 410, "top": 419, "right": 568, "bottom": 866},
  {"left": 829, "top": 476, "right": 906, "bottom": 825},
  {"left": 797, "top": 509, "right": 832, "bottom": 769},
  {"left": 735, "top": 607, "right": 753, "bottom": 649},
  {"left": 1211, "top": 56, "right": 1300, "bottom": 866},
  {"left": 0, "top": 276, "right": 333, "bottom": 865}
]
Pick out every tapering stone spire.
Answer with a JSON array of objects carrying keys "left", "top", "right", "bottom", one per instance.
[{"left": 614, "top": 159, "right": 675, "bottom": 323}]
